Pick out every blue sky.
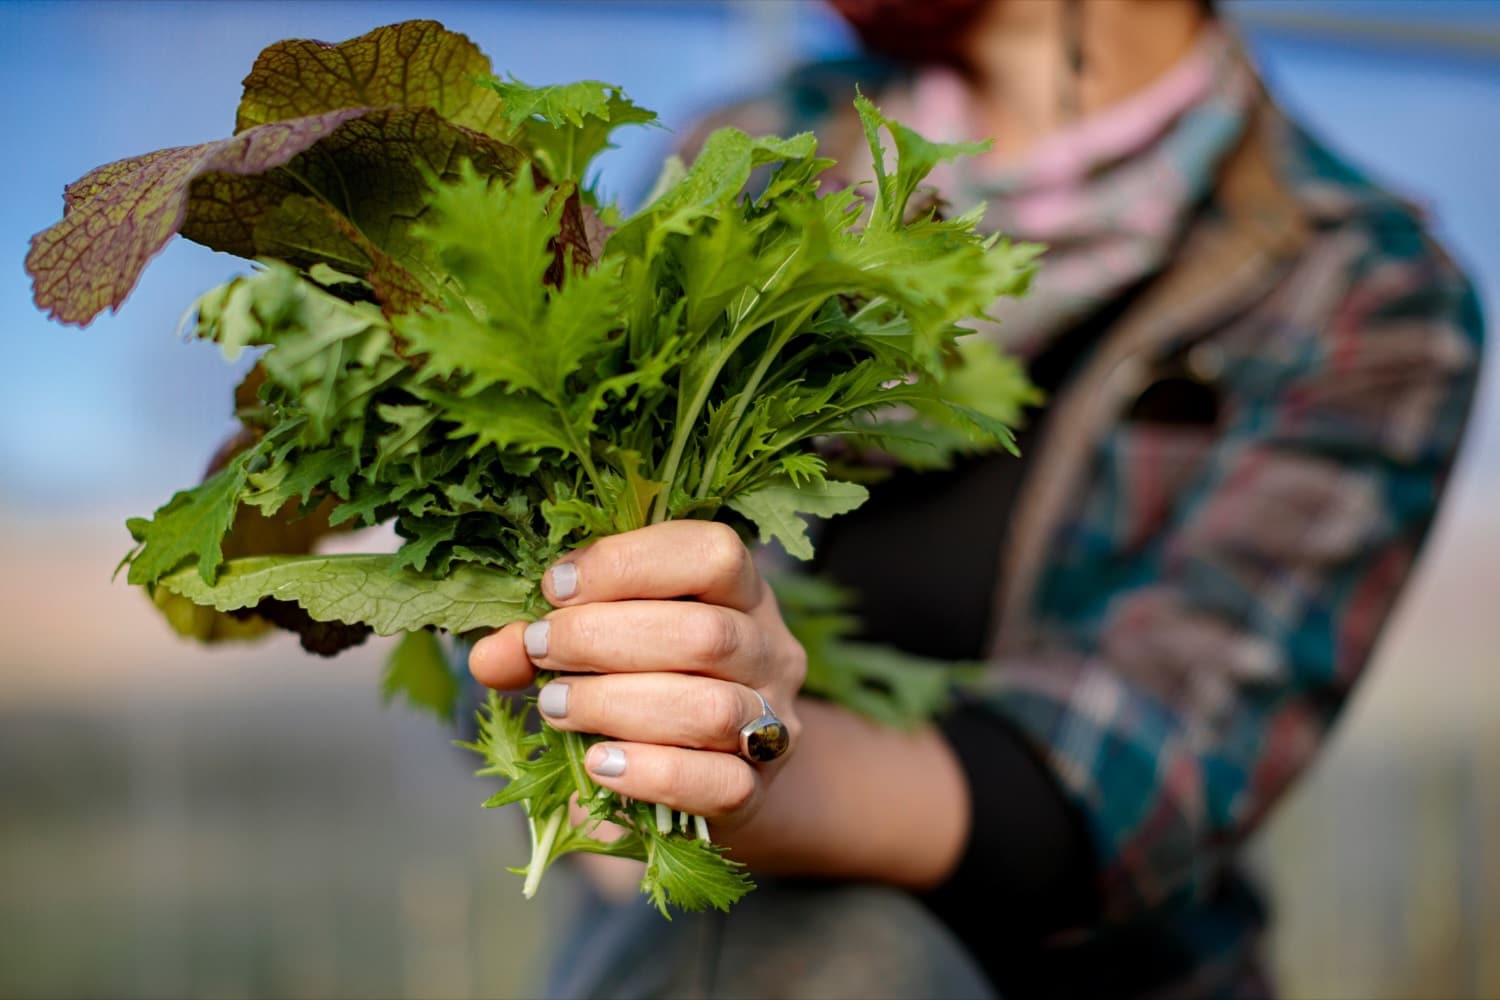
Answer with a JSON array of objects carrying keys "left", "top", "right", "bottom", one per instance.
[{"left": 2, "top": 1, "right": 1497, "bottom": 511}]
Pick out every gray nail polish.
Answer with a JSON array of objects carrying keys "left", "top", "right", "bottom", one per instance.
[
  {"left": 538, "top": 682, "right": 569, "bottom": 718},
  {"left": 524, "top": 620, "right": 550, "bottom": 660},
  {"left": 549, "top": 562, "right": 578, "bottom": 600},
  {"left": 591, "top": 746, "right": 626, "bottom": 777}
]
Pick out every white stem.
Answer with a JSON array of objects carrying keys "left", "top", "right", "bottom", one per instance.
[
  {"left": 694, "top": 815, "right": 710, "bottom": 843},
  {"left": 655, "top": 802, "right": 672, "bottom": 835},
  {"left": 523, "top": 808, "right": 566, "bottom": 899}
]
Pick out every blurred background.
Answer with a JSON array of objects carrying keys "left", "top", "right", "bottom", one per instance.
[{"left": 1, "top": 1, "right": 1496, "bottom": 997}]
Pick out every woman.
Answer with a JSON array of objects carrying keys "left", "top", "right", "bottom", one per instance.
[{"left": 468, "top": 1, "right": 1483, "bottom": 995}]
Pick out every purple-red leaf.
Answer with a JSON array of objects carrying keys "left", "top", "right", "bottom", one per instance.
[
  {"left": 28, "top": 107, "right": 522, "bottom": 326},
  {"left": 28, "top": 20, "right": 528, "bottom": 326},
  {"left": 29, "top": 109, "right": 370, "bottom": 326},
  {"left": 235, "top": 20, "right": 508, "bottom": 140}
]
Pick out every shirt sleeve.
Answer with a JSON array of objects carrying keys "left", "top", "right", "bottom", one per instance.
[
  {"left": 980, "top": 219, "right": 1484, "bottom": 923},
  {"left": 924, "top": 700, "right": 1100, "bottom": 942}
]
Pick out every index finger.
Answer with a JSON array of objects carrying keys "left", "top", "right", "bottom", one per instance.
[{"left": 542, "top": 521, "right": 765, "bottom": 611}]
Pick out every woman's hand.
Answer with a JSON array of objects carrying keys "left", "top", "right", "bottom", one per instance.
[{"left": 467, "top": 520, "right": 807, "bottom": 829}]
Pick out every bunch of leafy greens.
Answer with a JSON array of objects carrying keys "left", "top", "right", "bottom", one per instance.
[{"left": 26, "top": 21, "right": 1039, "bottom": 914}]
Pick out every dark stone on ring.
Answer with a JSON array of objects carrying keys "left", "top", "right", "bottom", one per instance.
[{"left": 740, "top": 691, "right": 790, "bottom": 763}]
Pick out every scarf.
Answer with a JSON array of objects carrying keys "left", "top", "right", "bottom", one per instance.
[{"left": 893, "top": 26, "right": 1258, "bottom": 355}]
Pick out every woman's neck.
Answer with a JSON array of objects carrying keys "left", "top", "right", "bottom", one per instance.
[{"left": 959, "top": 0, "right": 1209, "bottom": 160}]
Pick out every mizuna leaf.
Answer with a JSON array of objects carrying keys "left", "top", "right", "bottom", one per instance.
[
  {"left": 484, "top": 76, "right": 659, "bottom": 182},
  {"left": 463, "top": 689, "right": 544, "bottom": 782},
  {"left": 158, "top": 554, "right": 537, "bottom": 635},
  {"left": 641, "top": 829, "right": 753, "bottom": 916},
  {"left": 400, "top": 169, "right": 625, "bottom": 403},
  {"left": 853, "top": 89, "right": 991, "bottom": 231},
  {"left": 607, "top": 128, "right": 820, "bottom": 259}
]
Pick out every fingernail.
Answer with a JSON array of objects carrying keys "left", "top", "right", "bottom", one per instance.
[
  {"left": 589, "top": 746, "right": 626, "bottom": 778},
  {"left": 548, "top": 562, "right": 578, "bottom": 600},
  {"left": 538, "top": 682, "right": 569, "bottom": 718},
  {"left": 524, "top": 620, "right": 550, "bottom": 660}
]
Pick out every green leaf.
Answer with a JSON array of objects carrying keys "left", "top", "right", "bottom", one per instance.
[
  {"left": 191, "top": 265, "right": 407, "bottom": 447},
  {"left": 158, "top": 554, "right": 536, "bottom": 635},
  {"left": 853, "top": 89, "right": 991, "bottom": 231},
  {"left": 641, "top": 829, "right": 753, "bottom": 915},
  {"left": 243, "top": 446, "right": 356, "bottom": 514},
  {"left": 609, "top": 128, "right": 821, "bottom": 259},
  {"left": 484, "top": 77, "right": 658, "bottom": 182},
  {"left": 772, "top": 573, "right": 979, "bottom": 730},
  {"left": 402, "top": 168, "right": 622, "bottom": 403},
  {"left": 374, "top": 404, "right": 438, "bottom": 474},
  {"left": 125, "top": 450, "right": 255, "bottom": 587},
  {"left": 725, "top": 477, "right": 868, "bottom": 561},
  {"left": 392, "top": 516, "right": 459, "bottom": 573},
  {"left": 463, "top": 690, "right": 543, "bottom": 782},
  {"left": 483, "top": 745, "right": 575, "bottom": 816},
  {"left": 381, "top": 629, "right": 460, "bottom": 720}
]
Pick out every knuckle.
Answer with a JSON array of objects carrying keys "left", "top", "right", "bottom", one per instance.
[
  {"left": 597, "top": 537, "right": 640, "bottom": 590},
  {"left": 679, "top": 605, "right": 741, "bottom": 666},
  {"left": 555, "top": 608, "right": 597, "bottom": 661},
  {"left": 716, "top": 762, "right": 758, "bottom": 815},
  {"left": 698, "top": 522, "right": 748, "bottom": 586},
  {"left": 703, "top": 685, "right": 748, "bottom": 746},
  {"left": 784, "top": 641, "right": 808, "bottom": 691},
  {"left": 657, "top": 756, "right": 697, "bottom": 806}
]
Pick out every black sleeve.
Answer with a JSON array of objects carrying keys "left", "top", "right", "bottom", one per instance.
[{"left": 920, "top": 700, "right": 1101, "bottom": 944}]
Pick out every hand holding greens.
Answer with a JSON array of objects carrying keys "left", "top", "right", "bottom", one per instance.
[{"left": 27, "top": 20, "right": 1038, "bottom": 913}]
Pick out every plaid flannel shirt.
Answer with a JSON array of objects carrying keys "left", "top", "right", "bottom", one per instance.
[{"left": 696, "top": 43, "right": 1484, "bottom": 984}]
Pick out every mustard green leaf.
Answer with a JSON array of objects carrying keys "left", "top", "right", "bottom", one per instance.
[
  {"left": 725, "top": 477, "right": 868, "bottom": 561},
  {"left": 182, "top": 107, "right": 523, "bottom": 296},
  {"left": 235, "top": 20, "right": 509, "bottom": 139},
  {"left": 159, "top": 554, "right": 537, "bottom": 636},
  {"left": 125, "top": 448, "right": 257, "bottom": 587},
  {"left": 248, "top": 194, "right": 438, "bottom": 316},
  {"left": 190, "top": 264, "right": 406, "bottom": 447},
  {"left": 30, "top": 107, "right": 366, "bottom": 326},
  {"left": 29, "top": 103, "right": 524, "bottom": 326}
]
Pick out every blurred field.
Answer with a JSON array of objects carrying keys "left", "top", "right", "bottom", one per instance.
[
  {"left": 0, "top": 516, "right": 565, "bottom": 999},
  {"left": 2, "top": 483, "right": 1496, "bottom": 998}
]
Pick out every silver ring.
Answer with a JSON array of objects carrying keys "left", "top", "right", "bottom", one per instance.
[{"left": 739, "top": 690, "right": 790, "bottom": 764}]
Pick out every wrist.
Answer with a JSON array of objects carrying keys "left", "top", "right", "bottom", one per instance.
[{"left": 718, "top": 697, "right": 970, "bottom": 890}]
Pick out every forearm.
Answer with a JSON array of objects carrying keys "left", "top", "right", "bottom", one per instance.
[{"left": 718, "top": 697, "right": 971, "bottom": 891}]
